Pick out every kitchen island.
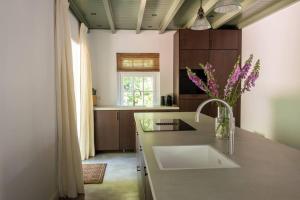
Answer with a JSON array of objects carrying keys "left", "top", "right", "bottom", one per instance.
[{"left": 134, "top": 112, "right": 300, "bottom": 200}]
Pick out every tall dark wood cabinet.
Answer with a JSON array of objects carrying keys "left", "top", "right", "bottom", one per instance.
[{"left": 174, "top": 29, "right": 242, "bottom": 126}]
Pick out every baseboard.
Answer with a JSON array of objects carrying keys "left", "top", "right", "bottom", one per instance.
[{"left": 49, "top": 191, "right": 59, "bottom": 200}]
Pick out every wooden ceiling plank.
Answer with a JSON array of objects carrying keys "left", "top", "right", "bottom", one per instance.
[
  {"left": 238, "top": 0, "right": 298, "bottom": 29},
  {"left": 159, "top": 0, "right": 185, "bottom": 33},
  {"left": 211, "top": 0, "right": 257, "bottom": 29},
  {"left": 136, "top": 0, "right": 147, "bottom": 34},
  {"left": 103, "top": 0, "right": 116, "bottom": 33},
  {"left": 184, "top": 0, "right": 219, "bottom": 29},
  {"left": 69, "top": 0, "right": 90, "bottom": 28}
]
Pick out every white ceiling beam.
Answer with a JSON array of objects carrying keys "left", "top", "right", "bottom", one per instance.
[
  {"left": 103, "top": 0, "right": 116, "bottom": 33},
  {"left": 159, "top": 0, "right": 185, "bottom": 34},
  {"left": 238, "top": 0, "right": 298, "bottom": 29},
  {"left": 184, "top": 0, "right": 219, "bottom": 29},
  {"left": 211, "top": 0, "right": 257, "bottom": 29},
  {"left": 136, "top": 0, "right": 147, "bottom": 34}
]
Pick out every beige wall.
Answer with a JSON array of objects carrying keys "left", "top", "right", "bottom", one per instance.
[
  {"left": 0, "top": 0, "right": 57, "bottom": 199},
  {"left": 88, "top": 30, "right": 175, "bottom": 106},
  {"left": 241, "top": 1, "right": 300, "bottom": 149}
]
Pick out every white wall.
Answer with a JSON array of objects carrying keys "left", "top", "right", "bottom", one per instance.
[
  {"left": 88, "top": 30, "right": 175, "bottom": 105},
  {"left": 242, "top": 1, "right": 300, "bottom": 149},
  {"left": 0, "top": 0, "right": 57, "bottom": 199}
]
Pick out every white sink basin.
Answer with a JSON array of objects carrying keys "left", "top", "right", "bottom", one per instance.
[{"left": 153, "top": 145, "right": 240, "bottom": 170}]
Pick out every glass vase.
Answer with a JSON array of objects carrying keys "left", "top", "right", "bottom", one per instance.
[{"left": 215, "top": 105, "right": 235, "bottom": 139}]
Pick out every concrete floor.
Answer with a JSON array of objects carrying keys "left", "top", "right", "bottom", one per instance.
[{"left": 80, "top": 153, "right": 139, "bottom": 200}]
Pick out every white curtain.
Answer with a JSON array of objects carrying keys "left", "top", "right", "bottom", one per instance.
[
  {"left": 79, "top": 23, "right": 95, "bottom": 160},
  {"left": 55, "top": 0, "right": 84, "bottom": 198}
]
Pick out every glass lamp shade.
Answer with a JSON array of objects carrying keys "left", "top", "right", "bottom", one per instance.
[
  {"left": 190, "top": 16, "right": 211, "bottom": 30},
  {"left": 214, "top": 0, "right": 242, "bottom": 13}
]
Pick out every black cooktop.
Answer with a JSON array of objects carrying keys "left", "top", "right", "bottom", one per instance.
[{"left": 140, "top": 119, "right": 196, "bottom": 132}]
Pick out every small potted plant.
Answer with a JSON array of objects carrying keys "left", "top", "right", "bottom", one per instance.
[
  {"left": 92, "top": 88, "right": 97, "bottom": 106},
  {"left": 186, "top": 55, "right": 261, "bottom": 139}
]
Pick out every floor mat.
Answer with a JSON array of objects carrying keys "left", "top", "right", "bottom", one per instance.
[{"left": 82, "top": 163, "right": 107, "bottom": 184}]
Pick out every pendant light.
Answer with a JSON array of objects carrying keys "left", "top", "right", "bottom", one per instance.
[
  {"left": 214, "top": 0, "right": 242, "bottom": 13},
  {"left": 190, "top": 0, "right": 211, "bottom": 30}
]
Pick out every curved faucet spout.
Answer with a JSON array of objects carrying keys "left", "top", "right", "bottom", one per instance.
[{"left": 195, "top": 99, "right": 235, "bottom": 155}]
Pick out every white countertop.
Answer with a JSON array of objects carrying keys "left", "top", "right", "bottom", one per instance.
[
  {"left": 134, "top": 112, "right": 300, "bottom": 200},
  {"left": 93, "top": 105, "right": 180, "bottom": 111}
]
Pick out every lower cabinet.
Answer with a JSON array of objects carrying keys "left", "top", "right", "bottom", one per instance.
[
  {"left": 94, "top": 110, "right": 119, "bottom": 151},
  {"left": 119, "top": 110, "right": 136, "bottom": 151},
  {"left": 136, "top": 134, "right": 153, "bottom": 200},
  {"left": 94, "top": 109, "right": 176, "bottom": 151}
]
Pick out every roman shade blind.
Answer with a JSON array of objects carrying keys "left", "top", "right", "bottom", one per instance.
[{"left": 117, "top": 53, "right": 160, "bottom": 72}]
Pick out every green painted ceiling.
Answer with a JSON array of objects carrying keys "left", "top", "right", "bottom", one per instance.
[{"left": 69, "top": 0, "right": 298, "bottom": 32}]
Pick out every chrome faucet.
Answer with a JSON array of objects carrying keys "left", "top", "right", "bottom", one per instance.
[{"left": 195, "top": 99, "right": 235, "bottom": 155}]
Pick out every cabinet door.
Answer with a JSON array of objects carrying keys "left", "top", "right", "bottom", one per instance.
[
  {"left": 94, "top": 110, "right": 119, "bottom": 151},
  {"left": 179, "top": 95, "right": 213, "bottom": 115},
  {"left": 145, "top": 167, "right": 153, "bottom": 200},
  {"left": 119, "top": 110, "right": 136, "bottom": 151},
  {"left": 210, "top": 30, "right": 240, "bottom": 49},
  {"left": 180, "top": 50, "right": 209, "bottom": 69},
  {"left": 209, "top": 50, "right": 238, "bottom": 91},
  {"left": 137, "top": 139, "right": 145, "bottom": 200},
  {"left": 179, "top": 29, "right": 209, "bottom": 49}
]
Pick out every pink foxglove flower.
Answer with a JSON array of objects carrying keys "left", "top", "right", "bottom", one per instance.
[
  {"left": 224, "top": 55, "right": 254, "bottom": 101},
  {"left": 186, "top": 67, "right": 208, "bottom": 93},
  {"left": 224, "top": 59, "right": 241, "bottom": 99},
  {"left": 186, "top": 55, "right": 261, "bottom": 107},
  {"left": 242, "top": 60, "right": 260, "bottom": 92},
  {"left": 240, "top": 55, "right": 253, "bottom": 79},
  {"left": 202, "top": 63, "right": 219, "bottom": 98}
]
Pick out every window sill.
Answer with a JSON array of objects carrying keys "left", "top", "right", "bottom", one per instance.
[{"left": 93, "top": 105, "right": 180, "bottom": 111}]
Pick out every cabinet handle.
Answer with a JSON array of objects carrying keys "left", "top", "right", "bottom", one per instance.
[
  {"left": 209, "top": 30, "right": 212, "bottom": 48},
  {"left": 144, "top": 166, "right": 148, "bottom": 176},
  {"left": 139, "top": 145, "right": 142, "bottom": 151},
  {"left": 137, "top": 166, "right": 141, "bottom": 172},
  {"left": 116, "top": 111, "right": 119, "bottom": 121}
]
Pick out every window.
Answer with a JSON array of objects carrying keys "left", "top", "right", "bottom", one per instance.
[
  {"left": 117, "top": 53, "right": 160, "bottom": 106},
  {"left": 119, "top": 72, "right": 159, "bottom": 106}
]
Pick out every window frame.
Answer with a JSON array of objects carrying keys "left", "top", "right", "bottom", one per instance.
[{"left": 118, "top": 72, "right": 160, "bottom": 106}]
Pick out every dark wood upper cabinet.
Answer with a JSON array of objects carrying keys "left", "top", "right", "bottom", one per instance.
[
  {"left": 94, "top": 110, "right": 119, "bottom": 151},
  {"left": 210, "top": 30, "right": 240, "bottom": 49},
  {"left": 209, "top": 50, "right": 239, "bottom": 88},
  {"left": 179, "top": 29, "right": 210, "bottom": 49},
  {"left": 180, "top": 50, "right": 209, "bottom": 69}
]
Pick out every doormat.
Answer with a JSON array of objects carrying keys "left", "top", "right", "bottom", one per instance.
[{"left": 82, "top": 163, "right": 107, "bottom": 184}]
